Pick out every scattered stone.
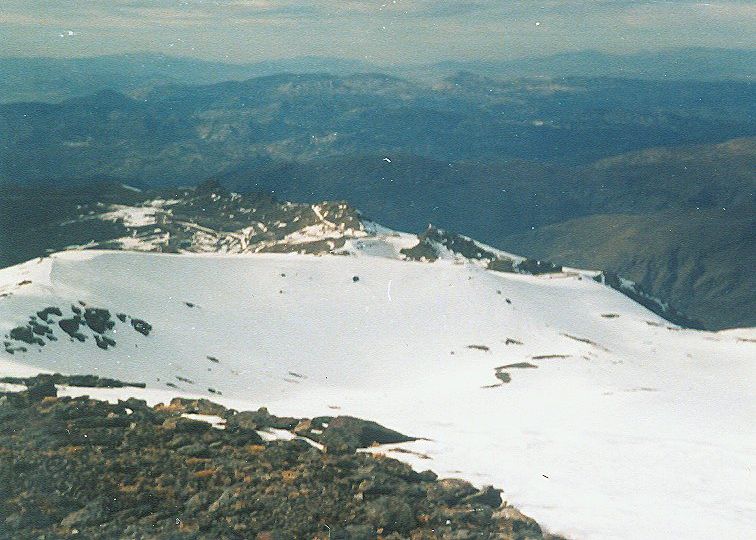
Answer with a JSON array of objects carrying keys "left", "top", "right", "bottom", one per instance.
[
  {"left": 83, "top": 308, "right": 114, "bottom": 334},
  {"left": 130, "top": 318, "right": 152, "bottom": 336},
  {"left": 58, "top": 318, "right": 80, "bottom": 337},
  {"left": 94, "top": 334, "right": 116, "bottom": 350},
  {"left": 497, "top": 362, "right": 537, "bottom": 369},
  {"left": 36, "top": 307, "right": 62, "bottom": 322},
  {"left": 29, "top": 321, "right": 51, "bottom": 336},
  {"left": 0, "top": 374, "right": 145, "bottom": 389},
  {"left": 9, "top": 326, "right": 44, "bottom": 346}
]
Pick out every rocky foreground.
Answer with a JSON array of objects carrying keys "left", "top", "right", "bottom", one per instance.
[{"left": 0, "top": 376, "right": 561, "bottom": 539}]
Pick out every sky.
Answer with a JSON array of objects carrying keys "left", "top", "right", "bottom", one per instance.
[{"left": 0, "top": 1, "right": 754, "bottom": 63}]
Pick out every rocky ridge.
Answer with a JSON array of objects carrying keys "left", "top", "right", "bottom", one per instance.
[{"left": 26, "top": 180, "right": 694, "bottom": 328}]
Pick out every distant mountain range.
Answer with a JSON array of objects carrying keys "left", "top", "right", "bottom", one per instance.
[
  {"left": 1, "top": 72, "right": 752, "bottom": 183},
  {"left": 1, "top": 48, "right": 753, "bottom": 103}
]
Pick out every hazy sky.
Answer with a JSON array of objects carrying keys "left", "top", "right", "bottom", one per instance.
[{"left": 1, "top": 1, "right": 754, "bottom": 63}]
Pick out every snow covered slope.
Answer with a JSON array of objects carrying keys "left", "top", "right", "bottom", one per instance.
[{"left": 1, "top": 245, "right": 753, "bottom": 539}]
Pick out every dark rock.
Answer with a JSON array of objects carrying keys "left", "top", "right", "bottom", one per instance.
[
  {"left": 9, "top": 326, "right": 44, "bottom": 346},
  {"left": 0, "top": 379, "right": 549, "bottom": 539},
  {"left": 171, "top": 417, "right": 212, "bottom": 434},
  {"left": 319, "top": 416, "right": 415, "bottom": 452},
  {"left": 493, "top": 506, "right": 544, "bottom": 539},
  {"left": 94, "top": 334, "right": 116, "bottom": 350},
  {"left": 516, "top": 258, "right": 563, "bottom": 275},
  {"left": 130, "top": 318, "right": 152, "bottom": 336},
  {"left": 58, "top": 318, "right": 81, "bottom": 337},
  {"left": 462, "top": 485, "right": 503, "bottom": 508},
  {"left": 400, "top": 238, "right": 438, "bottom": 262},
  {"left": 168, "top": 397, "right": 227, "bottom": 416},
  {"left": 36, "top": 307, "right": 62, "bottom": 322},
  {"left": 334, "top": 525, "right": 376, "bottom": 540},
  {"left": 177, "top": 443, "right": 210, "bottom": 458},
  {"left": 228, "top": 407, "right": 299, "bottom": 430},
  {"left": 488, "top": 258, "right": 516, "bottom": 273},
  {"left": 60, "top": 501, "right": 108, "bottom": 528},
  {"left": 83, "top": 307, "right": 114, "bottom": 334},
  {"left": 426, "top": 478, "right": 477, "bottom": 505},
  {"left": 364, "top": 496, "right": 415, "bottom": 533},
  {"left": 26, "top": 380, "right": 57, "bottom": 401}
]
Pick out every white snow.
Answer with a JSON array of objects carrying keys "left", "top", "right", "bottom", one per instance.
[
  {"left": 181, "top": 413, "right": 226, "bottom": 429},
  {"left": 0, "top": 249, "right": 753, "bottom": 539},
  {"left": 98, "top": 204, "right": 160, "bottom": 228}
]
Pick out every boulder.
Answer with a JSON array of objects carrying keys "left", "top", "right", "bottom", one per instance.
[
  {"left": 320, "top": 416, "right": 415, "bottom": 452},
  {"left": 364, "top": 496, "right": 415, "bottom": 534},
  {"left": 426, "top": 478, "right": 477, "bottom": 505}
]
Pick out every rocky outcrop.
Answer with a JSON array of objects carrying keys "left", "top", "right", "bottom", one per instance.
[{"left": 0, "top": 376, "right": 561, "bottom": 539}]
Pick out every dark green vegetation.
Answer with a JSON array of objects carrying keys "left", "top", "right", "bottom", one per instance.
[{"left": 0, "top": 378, "right": 559, "bottom": 539}]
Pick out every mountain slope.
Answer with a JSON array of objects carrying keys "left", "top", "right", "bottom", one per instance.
[
  {"left": 215, "top": 138, "right": 755, "bottom": 329},
  {"left": 503, "top": 207, "right": 756, "bottom": 330},
  {"left": 1, "top": 207, "right": 754, "bottom": 538},
  {"left": 0, "top": 181, "right": 693, "bottom": 326}
]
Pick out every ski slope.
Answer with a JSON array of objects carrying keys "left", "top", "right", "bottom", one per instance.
[{"left": 1, "top": 249, "right": 754, "bottom": 539}]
